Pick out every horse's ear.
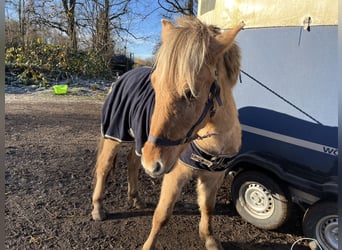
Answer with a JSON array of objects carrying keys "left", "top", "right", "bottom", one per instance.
[
  {"left": 161, "top": 19, "right": 174, "bottom": 42},
  {"left": 210, "top": 22, "right": 245, "bottom": 60}
]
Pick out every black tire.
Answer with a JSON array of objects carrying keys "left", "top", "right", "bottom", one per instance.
[
  {"left": 302, "top": 201, "right": 338, "bottom": 250},
  {"left": 231, "top": 170, "right": 291, "bottom": 230}
]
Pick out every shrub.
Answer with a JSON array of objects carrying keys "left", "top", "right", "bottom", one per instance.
[{"left": 5, "top": 38, "right": 112, "bottom": 86}]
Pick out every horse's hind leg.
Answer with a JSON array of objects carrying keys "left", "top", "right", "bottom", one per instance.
[
  {"left": 197, "top": 171, "right": 225, "bottom": 250},
  {"left": 92, "top": 137, "right": 121, "bottom": 221},
  {"left": 127, "top": 147, "right": 145, "bottom": 208},
  {"left": 142, "top": 163, "right": 193, "bottom": 250}
]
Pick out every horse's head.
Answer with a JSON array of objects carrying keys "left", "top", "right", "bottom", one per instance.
[{"left": 141, "top": 16, "right": 244, "bottom": 178}]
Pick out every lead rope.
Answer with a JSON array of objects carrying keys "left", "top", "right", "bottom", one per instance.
[
  {"left": 240, "top": 70, "right": 323, "bottom": 125},
  {"left": 290, "top": 237, "right": 322, "bottom": 250}
]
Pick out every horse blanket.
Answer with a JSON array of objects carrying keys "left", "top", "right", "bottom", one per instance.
[{"left": 101, "top": 66, "right": 154, "bottom": 156}]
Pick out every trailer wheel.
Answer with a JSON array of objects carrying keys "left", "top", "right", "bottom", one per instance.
[
  {"left": 231, "top": 170, "right": 291, "bottom": 230},
  {"left": 302, "top": 201, "right": 338, "bottom": 250}
]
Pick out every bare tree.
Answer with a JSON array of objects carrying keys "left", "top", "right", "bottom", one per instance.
[
  {"left": 93, "top": 0, "right": 129, "bottom": 53},
  {"left": 12, "top": 0, "right": 79, "bottom": 49},
  {"left": 5, "top": 0, "right": 31, "bottom": 46},
  {"left": 61, "top": 0, "right": 77, "bottom": 49},
  {"left": 75, "top": 0, "right": 141, "bottom": 76},
  {"left": 18, "top": 0, "right": 25, "bottom": 43},
  {"left": 158, "top": 0, "right": 197, "bottom": 16}
]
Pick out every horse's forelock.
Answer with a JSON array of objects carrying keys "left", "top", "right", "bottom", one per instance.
[{"left": 153, "top": 16, "right": 211, "bottom": 97}]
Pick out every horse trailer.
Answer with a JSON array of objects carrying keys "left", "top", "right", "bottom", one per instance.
[{"left": 198, "top": 1, "right": 338, "bottom": 249}]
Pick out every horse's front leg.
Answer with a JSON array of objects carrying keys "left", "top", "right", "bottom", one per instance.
[
  {"left": 142, "top": 163, "right": 193, "bottom": 250},
  {"left": 92, "top": 138, "right": 121, "bottom": 221},
  {"left": 197, "top": 171, "right": 225, "bottom": 250},
  {"left": 127, "top": 147, "right": 145, "bottom": 208}
]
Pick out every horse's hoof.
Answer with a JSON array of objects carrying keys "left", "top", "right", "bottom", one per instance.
[
  {"left": 133, "top": 197, "right": 146, "bottom": 209},
  {"left": 205, "top": 237, "right": 223, "bottom": 250},
  {"left": 128, "top": 197, "right": 146, "bottom": 209},
  {"left": 91, "top": 209, "right": 106, "bottom": 221}
]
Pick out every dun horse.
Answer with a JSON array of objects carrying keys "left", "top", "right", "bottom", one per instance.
[
  {"left": 142, "top": 27, "right": 242, "bottom": 250},
  {"left": 92, "top": 16, "right": 244, "bottom": 249}
]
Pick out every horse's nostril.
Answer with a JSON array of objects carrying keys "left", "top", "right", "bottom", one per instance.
[{"left": 153, "top": 161, "right": 162, "bottom": 174}]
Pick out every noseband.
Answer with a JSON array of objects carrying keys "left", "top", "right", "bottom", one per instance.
[{"left": 147, "top": 80, "right": 222, "bottom": 146}]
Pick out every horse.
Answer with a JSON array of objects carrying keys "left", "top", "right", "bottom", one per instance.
[
  {"left": 141, "top": 27, "right": 242, "bottom": 250},
  {"left": 91, "top": 16, "right": 244, "bottom": 223}
]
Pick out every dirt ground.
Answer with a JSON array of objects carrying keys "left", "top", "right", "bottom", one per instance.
[{"left": 5, "top": 91, "right": 310, "bottom": 250}]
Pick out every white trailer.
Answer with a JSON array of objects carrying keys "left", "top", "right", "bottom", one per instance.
[{"left": 198, "top": 1, "right": 338, "bottom": 250}]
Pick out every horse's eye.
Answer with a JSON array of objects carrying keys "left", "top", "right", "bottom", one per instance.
[{"left": 184, "top": 89, "right": 195, "bottom": 102}]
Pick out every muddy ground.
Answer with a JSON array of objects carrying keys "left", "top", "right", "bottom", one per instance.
[{"left": 5, "top": 91, "right": 310, "bottom": 250}]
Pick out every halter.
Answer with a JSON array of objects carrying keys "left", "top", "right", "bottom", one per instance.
[{"left": 147, "top": 79, "right": 222, "bottom": 146}]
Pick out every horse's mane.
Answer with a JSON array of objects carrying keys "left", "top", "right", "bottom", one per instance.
[{"left": 154, "top": 16, "right": 211, "bottom": 96}]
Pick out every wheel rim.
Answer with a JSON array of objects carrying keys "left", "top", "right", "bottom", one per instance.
[
  {"left": 315, "top": 215, "right": 338, "bottom": 250},
  {"left": 239, "top": 182, "right": 275, "bottom": 219}
]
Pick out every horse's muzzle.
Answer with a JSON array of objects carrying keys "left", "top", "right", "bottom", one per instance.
[
  {"left": 143, "top": 160, "right": 165, "bottom": 178},
  {"left": 141, "top": 141, "right": 179, "bottom": 178}
]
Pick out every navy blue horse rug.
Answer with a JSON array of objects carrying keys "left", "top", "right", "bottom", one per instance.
[{"left": 101, "top": 66, "right": 154, "bottom": 156}]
